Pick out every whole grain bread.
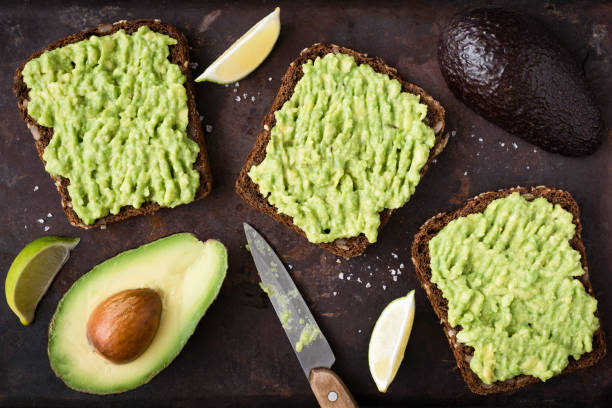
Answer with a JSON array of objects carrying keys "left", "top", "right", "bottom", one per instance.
[
  {"left": 411, "top": 186, "right": 606, "bottom": 394},
  {"left": 236, "top": 43, "right": 448, "bottom": 258},
  {"left": 13, "top": 19, "right": 212, "bottom": 229}
]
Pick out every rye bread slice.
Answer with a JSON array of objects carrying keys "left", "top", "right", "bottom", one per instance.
[
  {"left": 411, "top": 186, "right": 606, "bottom": 394},
  {"left": 13, "top": 19, "right": 212, "bottom": 229},
  {"left": 236, "top": 43, "right": 448, "bottom": 258}
]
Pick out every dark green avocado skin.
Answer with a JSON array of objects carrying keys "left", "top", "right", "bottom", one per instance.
[{"left": 438, "top": 8, "right": 602, "bottom": 156}]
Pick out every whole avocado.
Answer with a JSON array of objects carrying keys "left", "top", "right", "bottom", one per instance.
[{"left": 438, "top": 8, "right": 602, "bottom": 156}]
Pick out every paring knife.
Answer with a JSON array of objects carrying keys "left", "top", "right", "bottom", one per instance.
[{"left": 244, "top": 223, "right": 358, "bottom": 408}]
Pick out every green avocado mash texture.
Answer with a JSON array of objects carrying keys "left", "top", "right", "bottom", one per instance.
[
  {"left": 429, "top": 193, "right": 599, "bottom": 384},
  {"left": 248, "top": 53, "right": 435, "bottom": 243},
  {"left": 22, "top": 26, "right": 200, "bottom": 224}
]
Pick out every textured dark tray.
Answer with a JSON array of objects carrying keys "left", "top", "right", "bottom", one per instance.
[{"left": 0, "top": 0, "right": 610, "bottom": 407}]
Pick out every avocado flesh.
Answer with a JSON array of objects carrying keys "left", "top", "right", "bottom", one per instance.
[
  {"left": 48, "top": 233, "right": 227, "bottom": 394},
  {"left": 438, "top": 8, "right": 602, "bottom": 156}
]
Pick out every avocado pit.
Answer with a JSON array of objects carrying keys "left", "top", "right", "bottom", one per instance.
[{"left": 86, "top": 288, "right": 162, "bottom": 364}]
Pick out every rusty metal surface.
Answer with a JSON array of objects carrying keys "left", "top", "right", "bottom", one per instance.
[{"left": 0, "top": 0, "right": 610, "bottom": 406}]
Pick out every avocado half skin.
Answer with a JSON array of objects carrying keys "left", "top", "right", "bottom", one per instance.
[{"left": 438, "top": 8, "right": 602, "bottom": 156}]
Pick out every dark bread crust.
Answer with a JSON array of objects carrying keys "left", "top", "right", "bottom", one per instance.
[
  {"left": 13, "top": 19, "right": 212, "bottom": 229},
  {"left": 411, "top": 186, "right": 606, "bottom": 394},
  {"left": 236, "top": 43, "right": 448, "bottom": 258}
]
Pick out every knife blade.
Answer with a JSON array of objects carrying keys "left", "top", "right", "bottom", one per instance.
[{"left": 244, "top": 223, "right": 358, "bottom": 407}]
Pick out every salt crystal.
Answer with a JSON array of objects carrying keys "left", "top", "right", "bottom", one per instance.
[
  {"left": 357, "top": 277, "right": 362, "bottom": 283},
  {"left": 347, "top": 276, "right": 351, "bottom": 280},
  {"left": 235, "top": 96, "right": 241, "bottom": 102},
  {"left": 235, "top": 82, "right": 240, "bottom": 87},
  {"left": 199, "top": 115, "right": 204, "bottom": 121},
  {"left": 464, "top": 171, "right": 468, "bottom": 176},
  {"left": 512, "top": 142, "right": 518, "bottom": 149},
  {"left": 338, "top": 273, "right": 344, "bottom": 280},
  {"left": 243, "top": 93, "right": 247, "bottom": 99},
  {"left": 224, "top": 84, "right": 229, "bottom": 88},
  {"left": 365, "top": 282, "right": 371, "bottom": 288},
  {"left": 251, "top": 96, "right": 256, "bottom": 102},
  {"left": 478, "top": 137, "right": 483, "bottom": 142},
  {"left": 206, "top": 125, "right": 213, "bottom": 133},
  {"left": 33, "top": 186, "right": 39, "bottom": 191},
  {"left": 358, "top": 329, "right": 362, "bottom": 334},
  {"left": 333, "top": 291, "right": 337, "bottom": 296},
  {"left": 288, "top": 264, "right": 293, "bottom": 269},
  {"left": 268, "top": 77, "right": 272, "bottom": 81},
  {"left": 391, "top": 252, "right": 398, "bottom": 259},
  {"left": 500, "top": 142, "right": 505, "bottom": 147},
  {"left": 400, "top": 263, "right": 404, "bottom": 269},
  {"left": 233, "top": 88, "right": 237, "bottom": 93},
  {"left": 451, "top": 130, "right": 457, "bottom": 137},
  {"left": 336, "top": 259, "right": 341, "bottom": 263},
  {"left": 390, "top": 269, "right": 396, "bottom": 275},
  {"left": 526, "top": 166, "right": 530, "bottom": 170},
  {"left": 47, "top": 213, "right": 53, "bottom": 218},
  {"left": 44, "top": 226, "right": 50, "bottom": 232},
  {"left": 37, "top": 218, "right": 44, "bottom": 223},
  {"left": 382, "top": 285, "right": 387, "bottom": 290},
  {"left": 393, "top": 276, "right": 398, "bottom": 282}
]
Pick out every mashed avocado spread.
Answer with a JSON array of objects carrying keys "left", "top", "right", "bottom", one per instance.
[
  {"left": 429, "top": 193, "right": 599, "bottom": 384},
  {"left": 248, "top": 53, "right": 435, "bottom": 243},
  {"left": 22, "top": 26, "right": 200, "bottom": 224}
]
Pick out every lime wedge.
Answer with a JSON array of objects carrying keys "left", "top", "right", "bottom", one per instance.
[
  {"left": 196, "top": 7, "right": 280, "bottom": 83},
  {"left": 5, "top": 236, "right": 80, "bottom": 325},
  {"left": 368, "top": 290, "right": 416, "bottom": 392}
]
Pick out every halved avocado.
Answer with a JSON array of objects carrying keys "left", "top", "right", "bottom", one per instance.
[{"left": 48, "top": 233, "right": 227, "bottom": 394}]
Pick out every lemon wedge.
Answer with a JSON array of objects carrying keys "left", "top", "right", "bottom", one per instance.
[
  {"left": 368, "top": 290, "right": 416, "bottom": 392},
  {"left": 196, "top": 7, "right": 280, "bottom": 83},
  {"left": 5, "top": 236, "right": 79, "bottom": 325}
]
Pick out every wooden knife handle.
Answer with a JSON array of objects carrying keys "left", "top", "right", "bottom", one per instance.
[{"left": 309, "top": 367, "right": 358, "bottom": 408}]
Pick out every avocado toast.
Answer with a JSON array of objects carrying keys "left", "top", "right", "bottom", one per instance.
[
  {"left": 13, "top": 19, "right": 213, "bottom": 229},
  {"left": 236, "top": 43, "right": 448, "bottom": 258},
  {"left": 411, "top": 186, "right": 606, "bottom": 394}
]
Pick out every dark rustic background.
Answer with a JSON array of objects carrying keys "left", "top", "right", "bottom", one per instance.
[{"left": 1, "top": 0, "right": 610, "bottom": 406}]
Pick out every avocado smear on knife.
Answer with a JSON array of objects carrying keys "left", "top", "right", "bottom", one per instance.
[
  {"left": 429, "top": 193, "right": 599, "bottom": 384},
  {"left": 248, "top": 53, "right": 435, "bottom": 243},
  {"left": 22, "top": 26, "right": 200, "bottom": 224}
]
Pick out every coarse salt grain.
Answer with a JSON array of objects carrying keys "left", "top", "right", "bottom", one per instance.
[
  {"left": 235, "top": 96, "right": 241, "bottom": 102},
  {"left": 391, "top": 252, "right": 398, "bottom": 259},
  {"left": 33, "top": 186, "right": 39, "bottom": 191},
  {"left": 382, "top": 285, "right": 387, "bottom": 290},
  {"left": 338, "top": 273, "right": 344, "bottom": 280},
  {"left": 44, "top": 226, "right": 50, "bottom": 232},
  {"left": 393, "top": 276, "right": 398, "bottom": 282},
  {"left": 47, "top": 213, "right": 53, "bottom": 218},
  {"left": 268, "top": 77, "right": 272, "bottom": 81},
  {"left": 365, "top": 282, "right": 371, "bottom": 288},
  {"left": 205, "top": 125, "right": 213, "bottom": 133},
  {"left": 37, "top": 219, "right": 44, "bottom": 223}
]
